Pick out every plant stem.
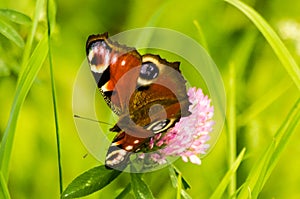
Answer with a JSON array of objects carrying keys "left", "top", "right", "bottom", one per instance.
[
  {"left": 47, "top": 0, "right": 63, "bottom": 194},
  {"left": 176, "top": 172, "right": 182, "bottom": 199},
  {"left": 193, "top": 20, "right": 210, "bottom": 53},
  {"left": 228, "top": 62, "right": 237, "bottom": 197}
]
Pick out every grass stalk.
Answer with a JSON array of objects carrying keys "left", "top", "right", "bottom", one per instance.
[
  {"left": 225, "top": 0, "right": 300, "bottom": 90},
  {"left": 210, "top": 148, "right": 246, "bottom": 199},
  {"left": 18, "top": 0, "right": 45, "bottom": 80},
  {"left": 46, "top": 0, "right": 62, "bottom": 194},
  {"left": 0, "top": 1, "right": 47, "bottom": 181},
  {"left": 193, "top": 20, "right": 210, "bottom": 53},
  {"left": 238, "top": 78, "right": 292, "bottom": 126},
  {"left": 0, "top": 33, "right": 48, "bottom": 181},
  {"left": 228, "top": 62, "right": 237, "bottom": 197},
  {"left": 176, "top": 172, "right": 182, "bottom": 199},
  {"left": 0, "top": 172, "right": 11, "bottom": 199},
  {"left": 237, "top": 98, "right": 300, "bottom": 198}
]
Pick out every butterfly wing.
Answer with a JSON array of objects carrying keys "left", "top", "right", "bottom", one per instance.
[
  {"left": 103, "top": 54, "right": 191, "bottom": 170},
  {"left": 86, "top": 33, "right": 142, "bottom": 115},
  {"left": 86, "top": 33, "right": 190, "bottom": 170}
]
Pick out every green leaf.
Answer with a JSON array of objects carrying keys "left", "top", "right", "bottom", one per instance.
[
  {"left": 115, "top": 184, "right": 131, "bottom": 199},
  {"left": 0, "top": 172, "right": 11, "bottom": 199},
  {"left": 169, "top": 165, "right": 191, "bottom": 190},
  {"left": 0, "top": 33, "right": 48, "bottom": 181},
  {"left": 0, "top": 19, "right": 24, "bottom": 47},
  {"left": 225, "top": 0, "right": 300, "bottom": 90},
  {"left": 61, "top": 165, "right": 121, "bottom": 198},
  {"left": 209, "top": 148, "right": 246, "bottom": 199},
  {"left": 0, "top": 9, "right": 31, "bottom": 25},
  {"left": 130, "top": 173, "right": 155, "bottom": 199}
]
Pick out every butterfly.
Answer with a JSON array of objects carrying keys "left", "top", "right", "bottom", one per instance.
[{"left": 86, "top": 32, "right": 190, "bottom": 170}]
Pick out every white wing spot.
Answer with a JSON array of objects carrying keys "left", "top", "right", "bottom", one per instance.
[
  {"left": 121, "top": 60, "right": 126, "bottom": 66},
  {"left": 106, "top": 149, "right": 127, "bottom": 166},
  {"left": 125, "top": 145, "right": 133, "bottom": 151}
]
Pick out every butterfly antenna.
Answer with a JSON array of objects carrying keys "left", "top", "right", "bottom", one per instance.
[{"left": 74, "top": 114, "right": 113, "bottom": 126}]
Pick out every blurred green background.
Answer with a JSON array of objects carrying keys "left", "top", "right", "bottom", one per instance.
[{"left": 1, "top": 0, "right": 300, "bottom": 198}]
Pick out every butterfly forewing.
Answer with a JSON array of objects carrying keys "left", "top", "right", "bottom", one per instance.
[{"left": 86, "top": 33, "right": 142, "bottom": 115}]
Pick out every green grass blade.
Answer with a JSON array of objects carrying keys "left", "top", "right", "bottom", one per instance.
[
  {"left": 180, "top": 189, "right": 192, "bottom": 199},
  {"left": 0, "top": 9, "right": 31, "bottom": 25},
  {"left": 115, "top": 184, "right": 131, "bottom": 199},
  {"left": 169, "top": 165, "right": 192, "bottom": 199},
  {"left": 169, "top": 166, "right": 178, "bottom": 188},
  {"left": 19, "top": 0, "right": 45, "bottom": 80},
  {"left": 169, "top": 165, "right": 191, "bottom": 190},
  {"left": 209, "top": 148, "right": 246, "bottom": 199},
  {"left": 193, "top": 20, "right": 210, "bottom": 53},
  {"left": 254, "top": 99, "right": 300, "bottom": 196},
  {"left": 237, "top": 140, "right": 276, "bottom": 198},
  {"left": 47, "top": 0, "right": 56, "bottom": 33},
  {"left": 225, "top": 0, "right": 300, "bottom": 90},
  {"left": 238, "top": 79, "right": 292, "bottom": 126},
  {"left": 46, "top": 0, "right": 62, "bottom": 194},
  {"left": 0, "top": 172, "right": 11, "bottom": 199},
  {"left": 0, "top": 33, "right": 48, "bottom": 181},
  {"left": 237, "top": 99, "right": 300, "bottom": 198},
  {"left": 131, "top": 173, "right": 155, "bottom": 199},
  {"left": 134, "top": 1, "right": 169, "bottom": 48},
  {"left": 0, "top": 19, "right": 24, "bottom": 47},
  {"left": 227, "top": 63, "right": 237, "bottom": 197},
  {"left": 176, "top": 172, "right": 182, "bottom": 199},
  {"left": 229, "top": 30, "right": 257, "bottom": 78}
]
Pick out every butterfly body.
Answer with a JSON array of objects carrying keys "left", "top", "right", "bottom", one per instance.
[{"left": 86, "top": 33, "right": 190, "bottom": 170}]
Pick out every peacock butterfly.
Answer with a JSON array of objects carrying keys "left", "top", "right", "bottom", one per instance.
[{"left": 86, "top": 32, "right": 190, "bottom": 170}]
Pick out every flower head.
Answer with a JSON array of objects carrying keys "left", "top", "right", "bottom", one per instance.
[{"left": 146, "top": 87, "right": 214, "bottom": 165}]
